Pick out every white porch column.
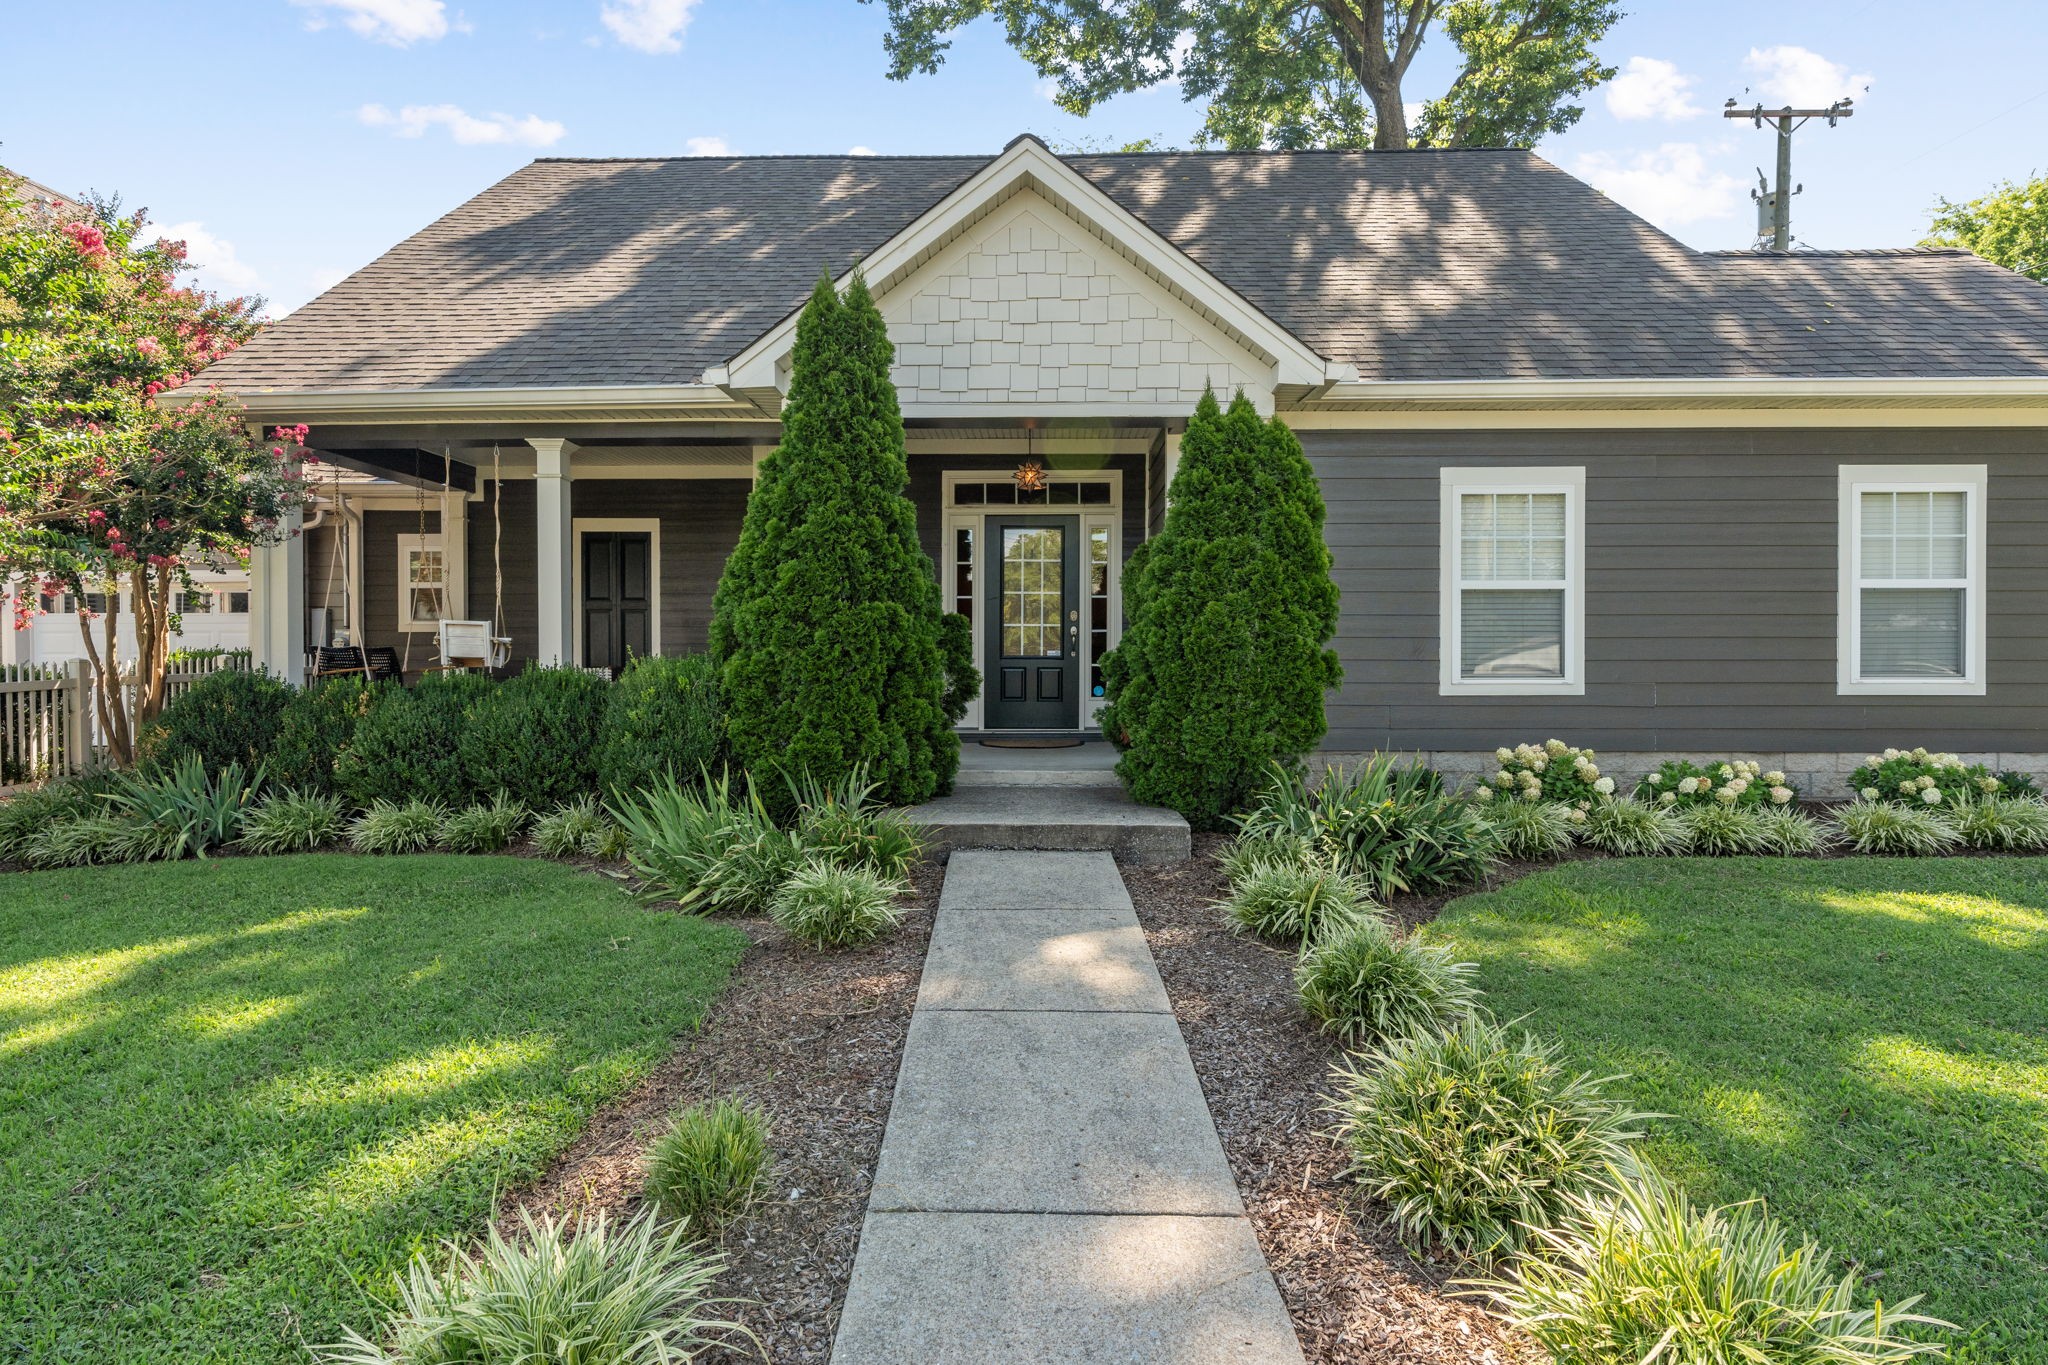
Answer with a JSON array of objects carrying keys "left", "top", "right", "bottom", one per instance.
[
  {"left": 529, "top": 439, "right": 576, "bottom": 665},
  {"left": 250, "top": 502, "right": 306, "bottom": 684},
  {"left": 439, "top": 489, "right": 468, "bottom": 621}
]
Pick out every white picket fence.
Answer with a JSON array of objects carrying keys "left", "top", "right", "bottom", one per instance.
[{"left": 0, "top": 652, "right": 252, "bottom": 785}]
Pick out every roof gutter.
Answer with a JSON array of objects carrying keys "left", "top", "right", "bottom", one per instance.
[
  {"left": 1309, "top": 375, "right": 2048, "bottom": 406},
  {"left": 155, "top": 382, "right": 752, "bottom": 419}
]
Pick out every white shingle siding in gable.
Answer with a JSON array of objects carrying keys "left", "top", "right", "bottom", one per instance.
[{"left": 879, "top": 194, "right": 1266, "bottom": 410}]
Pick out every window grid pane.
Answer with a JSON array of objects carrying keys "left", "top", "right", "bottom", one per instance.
[
  {"left": 1857, "top": 488, "right": 1972, "bottom": 682},
  {"left": 1861, "top": 588, "right": 1964, "bottom": 678},
  {"left": 1460, "top": 491, "right": 1566, "bottom": 583},
  {"left": 1000, "top": 527, "right": 1064, "bottom": 658}
]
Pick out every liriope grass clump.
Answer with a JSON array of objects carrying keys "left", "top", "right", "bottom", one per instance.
[
  {"left": 532, "top": 794, "right": 618, "bottom": 859},
  {"left": 438, "top": 793, "right": 531, "bottom": 854},
  {"left": 1480, "top": 797, "right": 1576, "bottom": 860},
  {"left": 787, "top": 767, "right": 925, "bottom": 879},
  {"left": 1829, "top": 801, "right": 1962, "bottom": 856},
  {"left": 1330, "top": 1013, "right": 1648, "bottom": 1266},
  {"left": 613, "top": 772, "right": 799, "bottom": 914},
  {"left": 644, "top": 1098, "right": 772, "bottom": 1234},
  {"left": 1953, "top": 795, "right": 2048, "bottom": 851},
  {"left": 768, "top": 859, "right": 905, "bottom": 949},
  {"left": 349, "top": 799, "right": 447, "bottom": 856},
  {"left": 1464, "top": 1167, "right": 1950, "bottom": 1364},
  {"left": 1675, "top": 803, "right": 1769, "bottom": 855},
  {"left": 1222, "top": 859, "right": 1377, "bottom": 944},
  {"left": 21, "top": 812, "right": 135, "bottom": 868},
  {"left": 313, "top": 1208, "right": 746, "bottom": 1364},
  {"left": 1294, "top": 915, "right": 1479, "bottom": 1045},
  {"left": 1751, "top": 805, "right": 1832, "bottom": 856},
  {"left": 237, "top": 789, "right": 347, "bottom": 855},
  {"left": 1579, "top": 799, "right": 1688, "bottom": 856}
]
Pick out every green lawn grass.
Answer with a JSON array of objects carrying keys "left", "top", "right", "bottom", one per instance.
[
  {"left": 1435, "top": 857, "right": 2048, "bottom": 1363},
  {"left": 0, "top": 854, "right": 747, "bottom": 1363}
]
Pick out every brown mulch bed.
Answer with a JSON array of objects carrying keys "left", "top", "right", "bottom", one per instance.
[
  {"left": 499, "top": 857, "right": 942, "bottom": 1365},
  {"left": 1123, "top": 834, "right": 1543, "bottom": 1365}
]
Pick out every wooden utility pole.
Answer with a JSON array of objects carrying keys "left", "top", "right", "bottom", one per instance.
[{"left": 1722, "top": 98, "right": 1854, "bottom": 251}]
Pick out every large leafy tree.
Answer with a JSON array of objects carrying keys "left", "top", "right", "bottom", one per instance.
[
  {"left": 1100, "top": 388, "right": 1341, "bottom": 827},
  {"left": 710, "top": 272, "right": 972, "bottom": 806},
  {"left": 0, "top": 176, "right": 306, "bottom": 763},
  {"left": 867, "top": 0, "right": 1622, "bottom": 150},
  {"left": 1923, "top": 172, "right": 2048, "bottom": 283}
]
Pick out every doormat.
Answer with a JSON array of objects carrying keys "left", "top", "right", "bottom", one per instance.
[{"left": 979, "top": 737, "right": 1084, "bottom": 749}]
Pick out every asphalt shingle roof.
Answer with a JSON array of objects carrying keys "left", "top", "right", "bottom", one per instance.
[{"left": 197, "top": 148, "right": 2048, "bottom": 392}]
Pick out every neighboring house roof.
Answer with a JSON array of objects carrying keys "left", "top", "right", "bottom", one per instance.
[
  {"left": 1, "top": 166, "right": 84, "bottom": 216},
  {"left": 194, "top": 145, "right": 2048, "bottom": 394}
]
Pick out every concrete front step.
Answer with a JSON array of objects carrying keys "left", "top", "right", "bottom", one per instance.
[
  {"left": 954, "top": 742, "right": 1122, "bottom": 789},
  {"left": 905, "top": 786, "right": 1191, "bottom": 866}
]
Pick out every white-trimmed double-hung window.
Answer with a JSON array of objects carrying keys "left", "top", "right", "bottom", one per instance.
[
  {"left": 397, "top": 533, "right": 447, "bottom": 632},
  {"left": 1839, "top": 465, "right": 1986, "bottom": 695},
  {"left": 1440, "top": 467, "right": 1585, "bottom": 696}
]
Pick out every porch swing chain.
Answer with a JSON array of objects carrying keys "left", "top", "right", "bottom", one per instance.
[{"left": 492, "top": 443, "right": 504, "bottom": 640}]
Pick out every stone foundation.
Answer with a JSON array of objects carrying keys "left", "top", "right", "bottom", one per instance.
[{"left": 1314, "top": 751, "right": 2048, "bottom": 802}]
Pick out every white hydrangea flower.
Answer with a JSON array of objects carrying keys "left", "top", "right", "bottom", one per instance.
[
  {"left": 1883, "top": 748, "right": 1902, "bottom": 761},
  {"left": 1495, "top": 747, "right": 1513, "bottom": 762},
  {"left": 1714, "top": 786, "right": 1738, "bottom": 805},
  {"left": 1765, "top": 771, "right": 1786, "bottom": 786},
  {"left": 1865, "top": 755, "right": 1881, "bottom": 767},
  {"left": 1658, "top": 791, "right": 1677, "bottom": 806},
  {"left": 1718, "top": 764, "right": 1734, "bottom": 780},
  {"left": 1677, "top": 777, "right": 1699, "bottom": 795},
  {"left": 1921, "top": 787, "right": 1943, "bottom": 805},
  {"left": 1898, "top": 780, "right": 1918, "bottom": 796},
  {"left": 1593, "top": 777, "right": 1615, "bottom": 796},
  {"left": 1531, "top": 756, "right": 1548, "bottom": 772},
  {"left": 1769, "top": 786, "right": 1793, "bottom": 805},
  {"left": 1545, "top": 738, "right": 1569, "bottom": 757},
  {"left": 1495, "top": 770, "right": 1514, "bottom": 787},
  {"left": 1917, "top": 775, "right": 1938, "bottom": 791},
  {"left": 1521, "top": 787, "right": 1541, "bottom": 802},
  {"left": 1474, "top": 785, "right": 1494, "bottom": 802},
  {"left": 1911, "top": 747, "right": 1930, "bottom": 761},
  {"left": 1647, "top": 773, "right": 1663, "bottom": 786},
  {"left": 1860, "top": 786, "right": 1880, "bottom": 802},
  {"left": 1567, "top": 807, "right": 1588, "bottom": 823},
  {"left": 1980, "top": 776, "right": 2002, "bottom": 793},
  {"left": 1729, "top": 778, "right": 1750, "bottom": 794}
]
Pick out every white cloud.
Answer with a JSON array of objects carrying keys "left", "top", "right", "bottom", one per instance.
[
  {"left": 1572, "top": 143, "right": 1745, "bottom": 228},
  {"left": 290, "top": 0, "right": 456, "bottom": 46},
  {"left": 1743, "top": 45, "right": 1872, "bottom": 107},
  {"left": 1606, "top": 56, "right": 1701, "bottom": 121},
  {"left": 684, "top": 136, "right": 734, "bottom": 156},
  {"left": 847, "top": 145, "right": 877, "bottom": 156},
  {"left": 359, "top": 103, "right": 567, "bottom": 147},
  {"left": 600, "top": 0, "right": 701, "bottom": 54},
  {"left": 154, "top": 222, "right": 265, "bottom": 298},
  {"left": 1033, "top": 77, "right": 1061, "bottom": 102}
]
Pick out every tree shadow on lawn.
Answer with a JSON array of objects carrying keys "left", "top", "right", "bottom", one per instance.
[
  {"left": 0, "top": 854, "right": 745, "bottom": 1364},
  {"left": 1433, "top": 856, "right": 2048, "bottom": 1363}
]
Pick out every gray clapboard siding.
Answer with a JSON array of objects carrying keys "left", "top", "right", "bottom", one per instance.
[
  {"left": 362, "top": 509, "right": 442, "bottom": 658},
  {"left": 1300, "top": 426, "right": 2048, "bottom": 754}
]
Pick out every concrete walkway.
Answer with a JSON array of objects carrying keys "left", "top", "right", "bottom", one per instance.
[{"left": 831, "top": 851, "right": 1305, "bottom": 1364}]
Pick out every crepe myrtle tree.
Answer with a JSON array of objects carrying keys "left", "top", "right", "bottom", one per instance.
[{"left": 0, "top": 176, "right": 306, "bottom": 764}]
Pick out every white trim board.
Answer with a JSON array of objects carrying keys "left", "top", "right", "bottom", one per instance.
[
  {"left": 1836, "top": 463, "right": 1987, "bottom": 697},
  {"left": 571, "top": 517, "right": 663, "bottom": 666},
  {"left": 1438, "top": 465, "right": 1586, "bottom": 698}
]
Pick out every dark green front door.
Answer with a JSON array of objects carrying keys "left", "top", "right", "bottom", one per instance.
[{"left": 984, "top": 515, "right": 1080, "bottom": 729}]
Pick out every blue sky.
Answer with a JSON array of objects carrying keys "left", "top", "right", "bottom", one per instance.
[{"left": 4, "top": 1, "right": 2043, "bottom": 316}]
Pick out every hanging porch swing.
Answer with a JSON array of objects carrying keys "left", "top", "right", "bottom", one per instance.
[{"left": 432, "top": 442, "right": 513, "bottom": 674}]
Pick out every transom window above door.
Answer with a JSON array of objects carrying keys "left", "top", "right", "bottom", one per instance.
[
  {"left": 951, "top": 479, "right": 1113, "bottom": 507},
  {"left": 1439, "top": 467, "right": 1585, "bottom": 697}
]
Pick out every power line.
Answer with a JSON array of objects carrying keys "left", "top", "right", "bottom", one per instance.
[{"left": 1902, "top": 87, "right": 2048, "bottom": 167}]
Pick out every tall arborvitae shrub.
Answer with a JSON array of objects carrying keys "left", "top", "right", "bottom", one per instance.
[
  {"left": 1100, "top": 389, "right": 1342, "bottom": 827},
  {"left": 710, "top": 272, "right": 966, "bottom": 807}
]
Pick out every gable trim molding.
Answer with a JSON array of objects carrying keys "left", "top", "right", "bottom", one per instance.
[{"left": 715, "top": 135, "right": 1338, "bottom": 398}]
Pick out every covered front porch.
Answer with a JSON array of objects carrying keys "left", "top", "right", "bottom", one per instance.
[{"left": 264, "top": 422, "right": 1184, "bottom": 733}]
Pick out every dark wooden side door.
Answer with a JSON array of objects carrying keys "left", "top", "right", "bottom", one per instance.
[
  {"left": 983, "top": 515, "right": 1080, "bottom": 729},
  {"left": 582, "top": 532, "right": 652, "bottom": 674}
]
